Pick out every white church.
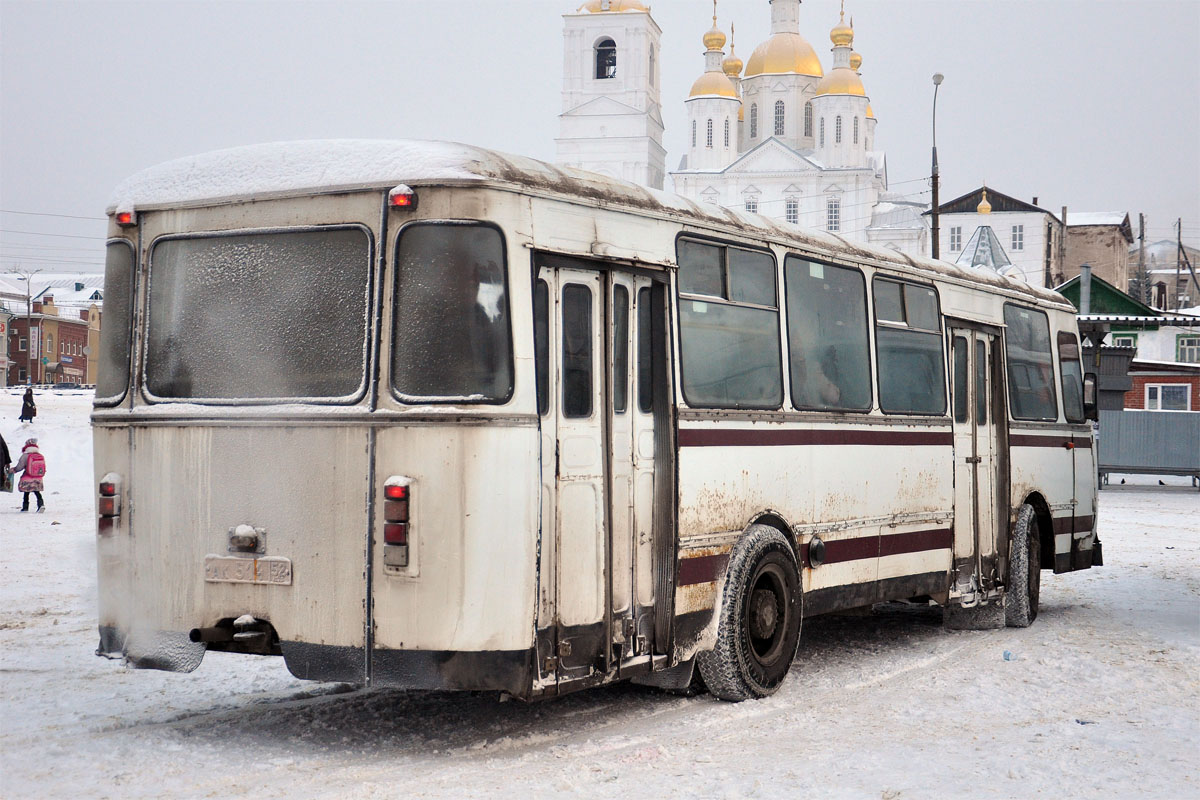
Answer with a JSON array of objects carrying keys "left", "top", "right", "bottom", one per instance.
[{"left": 555, "top": 0, "right": 928, "bottom": 257}]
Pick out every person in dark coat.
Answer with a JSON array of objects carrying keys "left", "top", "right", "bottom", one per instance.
[
  {"left": 19, "top": 389, "right": 37, "bottom": 423},
  {"left": 0, "top": 432, "right": 11, "bottom": 493}
]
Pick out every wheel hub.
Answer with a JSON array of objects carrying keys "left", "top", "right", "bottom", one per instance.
[{"left": 750, "top": 588, "right": 779, "bottom": 639}]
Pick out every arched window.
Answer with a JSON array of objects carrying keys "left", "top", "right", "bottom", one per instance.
[
  {"left": 819, "top": 117, "right": 825, "bottom": 147},
  {"left": 750, "top": 104, "right": 758, "bottom": 138},
  {"left": 724, "top": 118, "right": 730, "bottom": 147},
  {"left": 649, "top": 44, "right": 655, "bottom": 85},
  {"left": 692, "top": 120, "right": 697, "bottom": 147},
  {"left": 804, "top": 102, "right": 813, "bottom": 137},
  {"left": 786, "top": 198, "right": 799, "bottom": 225},
  {"left": 595, "top": 38, "right": 617, "bottom": 79},
  {"left": 774, "top": 100, "right": 785, "bottom": 136},
  {"left": 706, "top": 119, "right": 713, "bottom": 149},
  {"left": 853, "top": 116, "right": 859, "bottom": 144},
  {"left": 835, "top": 116, "right": 842, "bottom": 144}
]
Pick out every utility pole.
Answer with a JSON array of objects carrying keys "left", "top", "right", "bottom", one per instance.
[
  {"left": 1136, "top": 212, "right": 1147, "bottom": 304},
  {"left": 1177, "top": 217, "right": 1184, "bottom": 310}
]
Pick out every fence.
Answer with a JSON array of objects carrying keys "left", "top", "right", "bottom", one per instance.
[{"left": 1098, "top": 409, "right": 1200, "bottom": 487}]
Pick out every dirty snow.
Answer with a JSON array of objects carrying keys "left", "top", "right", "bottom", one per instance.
[{"left": 1, "top": 390, "right": 1197, "bottom": 799}]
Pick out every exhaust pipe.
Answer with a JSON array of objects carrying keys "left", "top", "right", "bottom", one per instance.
[{"left": 189, "top": 626, "right": 235, "bottom": 644}]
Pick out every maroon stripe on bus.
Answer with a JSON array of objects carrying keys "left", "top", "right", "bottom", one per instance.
[
  {"left": 677, "top": 553, "right": 729, "bottom": 586},
  {"left": 1010, "top": 434, "right": 1094, "bottom": 449},
  {"left": 1052, "top": 514, "right": 1095, "bottom": 535},
  {"left": 878, "top": 528, "right": 953, "bottom": 558},
  {"left": 678, "top": 428, "right": 953, "bottom": 448}
]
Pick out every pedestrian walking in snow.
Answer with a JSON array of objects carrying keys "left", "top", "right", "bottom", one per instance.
[
  {"left": 0, "top": 432, "right": 11, "bottom": 494},
  {"left": 19, "top": 389, "right": 37, "bottom": 423},
  {"left": 8, "top": 437, "right": 46, "bottom": 512}
]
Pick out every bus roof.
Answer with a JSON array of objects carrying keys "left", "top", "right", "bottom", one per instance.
[{"left": 108, "top": 138, "right": 1068, "bottom": 307}]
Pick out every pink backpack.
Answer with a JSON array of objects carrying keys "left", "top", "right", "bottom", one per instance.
[{"left": 26, "top": 452, "right": 46, "bottom": 478}]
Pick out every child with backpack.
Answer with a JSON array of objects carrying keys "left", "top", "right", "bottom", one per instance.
[{"left": 7, "top": 438, "right": 46, "bottom": 513}]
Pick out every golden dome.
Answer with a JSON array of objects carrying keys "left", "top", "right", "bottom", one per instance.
[
  {"left": 578, "top": 0, "right": 649, "bottom": 12},
  {"left": 704, "top": 25, "right": 727, "bottom": 51},
  {"left": 849, "top": 51, "right": 862, "bottom": 71},
  {"left": 830, "top": 12, "right": 853, "bottom": 47},
  {"left": 722, "top": 22, "right": 742, "bottom": 76},
  {"left": 977, "top": 189, "right": 992, "bottom": 214},
  {"left": 744, "top": 32, "right": 824, "bottom": 78},
  {"left": 815, "top": 66, "right": 865, "bottom": 96},
  {"left": 865, "top": 104, "right": 874, "bottom": 119},
  {"left": 689, "top": 70, "right": 738, "bottom": 98}
]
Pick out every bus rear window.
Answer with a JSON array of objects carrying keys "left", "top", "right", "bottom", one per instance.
[
  {"left": 96, "top": 241, "right": 135, "bottom": 402},
  {"left": 391, "top": 223, "right": 513, "bottom": 403},
  {"left": 145, "top": 227, "right": 371, "bottom": 401}
]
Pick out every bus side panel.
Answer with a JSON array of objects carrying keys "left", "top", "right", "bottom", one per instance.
[
  {"left": 95, "top": 426, "right": 134, "bottom": 658},
  {"left": 118, "top": 425, "right": 370, "bottom": 674},
  {"left": 370, "top": 424, "right": 538, "bottom": 692},
  {"left": 1009, "top": 437, "right": 1079, "bottom": 573}
]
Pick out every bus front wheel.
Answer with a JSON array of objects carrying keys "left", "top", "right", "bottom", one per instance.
[
  {"left": 698, "top": 525, "right": 802, "bottom": 701},
  {"left": 1005, "top": 503, "right": 1040, "bottom": 628}
]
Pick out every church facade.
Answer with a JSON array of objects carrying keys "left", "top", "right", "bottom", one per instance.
[{"left": 555, "top": 0, "right": 927, "bottom": 257}]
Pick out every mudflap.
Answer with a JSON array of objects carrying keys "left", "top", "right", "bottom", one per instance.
[{"left": 1091, "top": 539, "right": 1104, "bottom": 567}]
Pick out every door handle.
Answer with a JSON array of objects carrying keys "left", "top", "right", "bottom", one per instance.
[{"left": 964, "top": 456, "right": 982, "bottom": 464}]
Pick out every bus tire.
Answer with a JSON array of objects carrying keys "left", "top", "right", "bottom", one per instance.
[
  {"left": 1005, "top": 503, "right": 1040, "bottom": 628},
  {"left": 697, "top": 525, "right": 802, "bottom": 702}
]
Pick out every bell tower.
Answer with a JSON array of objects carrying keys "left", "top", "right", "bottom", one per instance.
[{"left": 556, "top": 1, "right": 666, "bottom": 189}]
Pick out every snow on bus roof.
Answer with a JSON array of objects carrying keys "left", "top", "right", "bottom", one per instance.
[{"left": 108, "top": 139, "right": 1065, "bottom": 306}]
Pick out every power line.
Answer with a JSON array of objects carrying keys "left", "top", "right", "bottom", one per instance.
[
  {"left": 0, "top": 208, "right": 107, "bottom": 221},
  {"left": 0, "top": 228, "right": 107, "bottom": 241}
]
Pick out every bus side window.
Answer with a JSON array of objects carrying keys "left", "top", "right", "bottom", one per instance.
[
  {"left": 562, "top": 284, "right": 593, "bottom": 418},
  {"left": 535, "top": 279, "right": 549, "bottom": 416},
  {"left": 873, "top": 277, "right": 946, "bottom": 415},
  {"left": 1003, "top": 304, "right": 1057, "bottom": 421},
  {"left": 637, "top": 287, "right": 652, "bottom": 413},
  {"left": 976, "top": 339, "right": 988, "bottom": 425},
  {"left": 1057, "top": 331, "right": 1085, "bottom": 423}
]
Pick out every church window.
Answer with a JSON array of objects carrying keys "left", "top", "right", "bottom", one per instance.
[
  {"left": 949, "top": 226, "right": 962, "bottom": 251},
  {"left": 750, "top": 104, "right": 758, "bottom": 138},
  {"left": 692, "top": 120, "right": 697, "bottom": 147},
  {"left": 819, "top": 118, "right": 825, "bottom": 147},
  {"left": 595, "top": 38, "right": 617, "bottom": 79},
  {"left": 786, "top": 198, "right": 799, "bottom": 225},
  {"left": 706, "top": 119, "right": 713, "bottom": 149},
  {"left": 774, "top": 101, "right": 785, "bottom": 136},
  {"left": 853, "top": 117, "right": 859, "bottom": 144},
  {"left": 745, "top": 196, "right": 758, "bottom": 214},
  {"left": 724, "top": 118, "right": 730, "bottom": 147},
  {"left": 804, "top": 102, "right": 813, "bottom": 137},
  {"left": 835, "top": 116, "right": 842, "bottom": 144},
  {"left": 826, "top": 198, "right": 840, "bottom": 232},
  {"left": 1011, "top": 225, "right": 1025, "bottom": 251}
]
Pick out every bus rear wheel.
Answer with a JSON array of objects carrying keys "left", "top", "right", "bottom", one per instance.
[
  {"left": 698, "top": 525, "right": 802, "bottom": 701},
  {"left": 1005, "top": 503, "right": 1040, "bottom": 627}
]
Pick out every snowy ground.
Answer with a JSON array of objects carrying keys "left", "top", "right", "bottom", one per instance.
[{"left": 1, "top": 390, "right": 1196, "bottom": 799}]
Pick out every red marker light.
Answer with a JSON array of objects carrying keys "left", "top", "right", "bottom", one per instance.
[
  {"left": 388, "top": 185, "right": 417, "bottom": 209},
  {"left": 115, "top": 210, "right": 136, "bottom": 227},
  {"left": 384, "top": 523, "right": 408, "bottom": 546},
  {"left": 99, "top": 481, "right": 117, "bottom": 497},
  {"left": 384, "top": 484, "right": 407, "bottom": 500}
]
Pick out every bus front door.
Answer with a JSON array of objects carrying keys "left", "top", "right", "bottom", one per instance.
[
  {"left": 535, "top": 258, "right": 665, "bottom": 686},
  {"left": 949, "top": 326, "right": 1003, "bottom": 602}
]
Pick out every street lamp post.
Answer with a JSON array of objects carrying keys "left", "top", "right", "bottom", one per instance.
[
  {"left": 931, "top": 72, "right": 944, "bottom": 260},
  {"left": 6, "top": 268, "right": 42, "bottom": 385}
]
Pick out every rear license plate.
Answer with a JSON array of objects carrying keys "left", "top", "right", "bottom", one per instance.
[{"left": 204, "top": 555, "right": 292, "bottom": 585}]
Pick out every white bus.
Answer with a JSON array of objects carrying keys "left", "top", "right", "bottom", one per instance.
[{"left": 94, "top": 140, "right": 1101, "bottom": 701}]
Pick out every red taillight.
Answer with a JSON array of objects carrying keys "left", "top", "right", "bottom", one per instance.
[
  {"left": 98, "top": 473, "right": 121, "bottom": 525},
  {"left": 384, "top": 522, "right": 408, "bottom": 546},
  {"left": 98, "top": 517, "right": 116, "bottom": 536},
  {"left": 384, "top": 498, "right": 408, "bottom": 522},
  {"left": 98, "top": 496, "right": 119, "bottom": 517},
  {"left": 388, "top": 185, "right": 417, "bottom": 209},
  {"left": 384, "top": 484, "right": 407, "bottom": 500},
  {"left": 99, "top": 481, "right": 117, "bottom": 497}
]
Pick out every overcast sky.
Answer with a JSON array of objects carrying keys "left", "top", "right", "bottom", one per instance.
[{"left": 2, "top": 0, "right": 1197, "bottom": 274}]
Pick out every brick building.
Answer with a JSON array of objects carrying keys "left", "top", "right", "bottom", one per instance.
[
  {"left": 4, "top": 296, "right": 94, "bottom": 385},
  {"left": 1123, "top": 361, "right": 1200, "bottom": 412},
  {"left": 1063, "top": 212, "right": 1134, "bottom": 292}
]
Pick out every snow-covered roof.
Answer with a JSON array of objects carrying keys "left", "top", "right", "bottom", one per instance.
[
  {"left": 954, "top": 225, "right": 1013, "bottom": 272},
  {"left": 867, "top": 194, "right": 928, "bottom": 231},
  {"left": 1067, "top": 212, "right": 1128, "bottom": 227},
  {"left": 108, "top": 139, "right": 1068, "bottom": 307},
  {"left": 1077, "top": 314, "right": 1200, "bottom": 327}
]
